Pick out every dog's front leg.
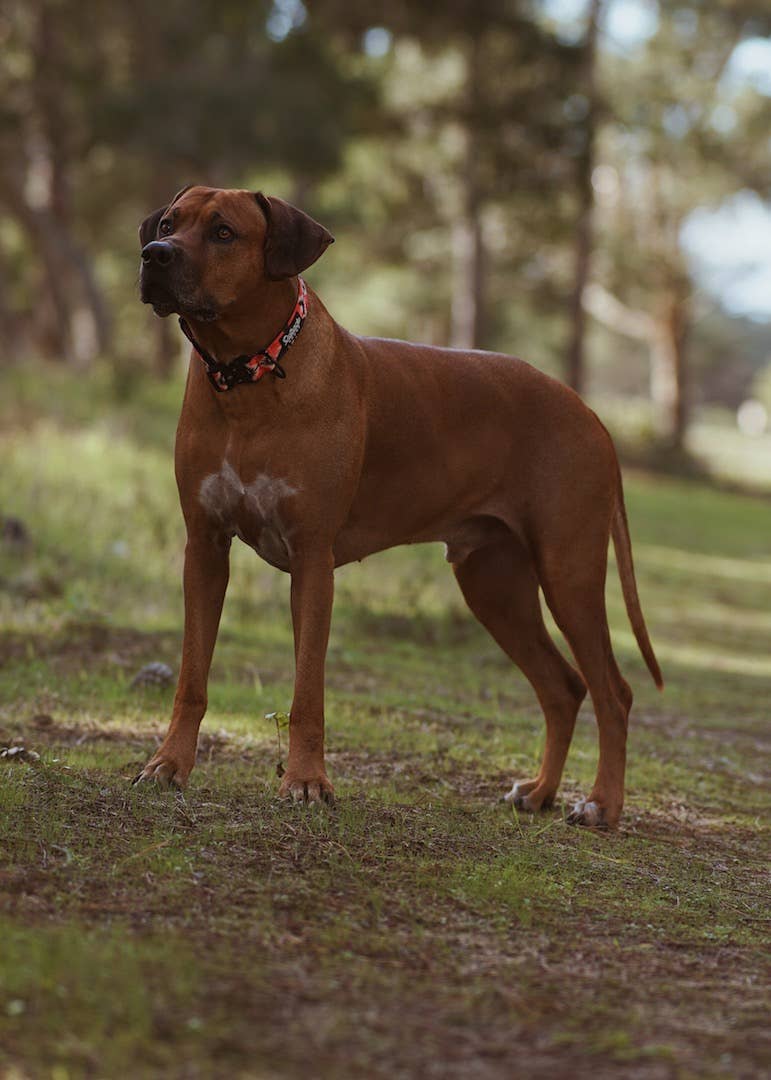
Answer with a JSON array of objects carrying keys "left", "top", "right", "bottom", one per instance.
[
  {"left": 134, "top": 532, "right": 230, "bottom": 789},
  {"left": 280, "top": 549, "right": 335, "bottom": 804}
]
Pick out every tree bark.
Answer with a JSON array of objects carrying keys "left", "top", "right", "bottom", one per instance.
[
  {"left": 582, "top": 281, "right": 689, "bottom": 448},
  {"left": 450, "top": 213, "right": 484, "bottom": 349},
  {"left": 0, "top": 246, "right": 21, "bottom": 355},
  {"left": 450, "top": 34, "right": 485, "bottom": 350},
  {"left": 0, "top": 172, "right": 75, "bottom": 361},
  {"left": 651, "top": 295, "right": 688, "bottom": 449},
  {"left": 27, "top": 0, "right": 112, "bottom": 364},
  {"left": 565, "top": 0, "right": 602, "bottom": 396}
]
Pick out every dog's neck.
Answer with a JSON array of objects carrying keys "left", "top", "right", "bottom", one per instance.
[{"left": 183, "top": 277, "right": 298, "bottom": 366}]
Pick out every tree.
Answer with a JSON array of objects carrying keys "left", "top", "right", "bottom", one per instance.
[
  {"left": 587, "top": 0, "right": 771, "bottom": 448},
  {"left": 565, "top": 0, "right": 604, "bottom": 396},
  {"left": 0, "top": 0, "right": 376, "bottom": 371},
  {"left": 310, "top": 0, "right": 583, "bottom": 351},
  {"left": 0, "top": 0, "right": 114, "bottom": 364}
]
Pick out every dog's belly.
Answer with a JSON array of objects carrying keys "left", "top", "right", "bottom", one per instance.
[
  {"left": 333, "top": 510, "right": 514, "bottom": 568},
  {"left": 198, "top": 461, "right": 296, "bottom": 570}
]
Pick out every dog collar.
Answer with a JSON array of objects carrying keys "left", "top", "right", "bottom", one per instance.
[{"left": 178, "top": 277, "right": 308, "bottom": 393}]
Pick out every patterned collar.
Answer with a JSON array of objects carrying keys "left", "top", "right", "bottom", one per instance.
[{"left": 178, "top": 277, "right": 308, "bottom": 393}]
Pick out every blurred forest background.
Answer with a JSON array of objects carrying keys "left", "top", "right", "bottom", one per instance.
[
  {"left": 2, "top": 6, "right": 771, "bottom": 1074},
  {"left": 1, "top": 0, "right": 770, "bottom": 483}
]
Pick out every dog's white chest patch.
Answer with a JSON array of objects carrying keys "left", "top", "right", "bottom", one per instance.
[{"left": 198, "top": 461, "right": 297, "bottom": 569}]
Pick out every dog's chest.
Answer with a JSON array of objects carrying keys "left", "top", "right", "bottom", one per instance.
[{"left": 198, "top": 461, "right": 297, "bottom": 570}]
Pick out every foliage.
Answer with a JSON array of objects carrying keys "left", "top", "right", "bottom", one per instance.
[{"left": 0, "top": 0, "right": 769, "bottom": 450}]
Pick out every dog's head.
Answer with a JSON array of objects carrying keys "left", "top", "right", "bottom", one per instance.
[{"left": 139, "top": 186, "right": 334, "bottom": 321}]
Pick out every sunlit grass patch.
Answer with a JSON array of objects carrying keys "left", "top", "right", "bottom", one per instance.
[{"left": 449, "top": 819, "right": 765, "bottom": 947}]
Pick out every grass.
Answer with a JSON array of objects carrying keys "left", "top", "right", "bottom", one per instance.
[{"left": 0, "top": 364, "right": 769, "bottom": 1079}]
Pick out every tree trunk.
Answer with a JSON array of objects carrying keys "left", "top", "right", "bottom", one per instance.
[
  {"left": 28, "top": 0, "right": 111, "bottom": 364},
  {"left": 651, "top": 295, "right": 688, "bottom": 449},
  {"left": 450, "top": 214, "right": 484, "bottom": 349},
  {"left": 450, "top": 35, "right": 485, "bottom": 350},
  {"left": 565, "top": 0, "right": 602, "bottom": 395},
  {"left": 0, "top": 247, "right": 21, "bottom": 356},
  {"left": 0, "top": 172, "right": 76, "bottom": 361},
  {"left": 58, "top": 233, "right": 112, "bottom": 362},
  {"left": 582, "top": 281, "right": 690, "bottom": 448}
]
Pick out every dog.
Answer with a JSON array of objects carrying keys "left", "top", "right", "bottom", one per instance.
[{"left": 136, "top": 185, "right": 662, "bottom": 827}]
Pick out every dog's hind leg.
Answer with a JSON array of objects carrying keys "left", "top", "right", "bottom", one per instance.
[
  {"left": 452, "top": 536, "right": 586, "bottom": 812},
  {"left": 538, "top": 541, "right": 633, "bottom": 828}
]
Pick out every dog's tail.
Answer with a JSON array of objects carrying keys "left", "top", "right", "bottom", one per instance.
[{"left": 612, "top": 468, "right": 664, "bottom": 690}]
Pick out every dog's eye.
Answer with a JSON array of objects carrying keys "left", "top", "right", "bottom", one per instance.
[
  {"left": 216, "top": 225, "right": 234, "bottom": 241},
  {"left": 159, "top": 219, "right": 173, "bottom": 236}
]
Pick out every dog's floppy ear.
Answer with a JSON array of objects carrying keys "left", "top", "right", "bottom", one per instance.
[
  {"left": 138, "top": 185, "right": 193, "bottom": 247},
  {"left": 255, "top": 192, "right": 334, "bottom": 280}
]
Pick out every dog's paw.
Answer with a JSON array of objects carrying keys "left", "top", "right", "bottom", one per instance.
[
  {"left": 503, "top": 779, "right": 554, "bottom": 812},
  {"left": 566, "top": 798, "right": 618, "bottom": 828},
  {"left": 279, "top": 772, "right": 335, "bottom": 806},
  {"left": 132, "top": 748, "right": 193, "bottom": 791}
]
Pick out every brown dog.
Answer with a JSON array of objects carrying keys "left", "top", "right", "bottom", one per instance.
[{"left": 136, "top": 185, "right": 662, "bottom": 827}]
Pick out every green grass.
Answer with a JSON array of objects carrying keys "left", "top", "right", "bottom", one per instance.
[{"left": 0, "top": 365, "right": 769, "bottom": 1079}]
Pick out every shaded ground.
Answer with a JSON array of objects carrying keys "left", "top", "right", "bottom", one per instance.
[
  {"left": 0, "top": 379, "right": 770, "bottom": 1078},
  {"left": 1, "top": 740, "right": 768, "bottom": 1079}
]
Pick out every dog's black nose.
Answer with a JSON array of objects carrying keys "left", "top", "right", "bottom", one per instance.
[{"left": 141, "top": 240, "right": 176, "bottom": 266}]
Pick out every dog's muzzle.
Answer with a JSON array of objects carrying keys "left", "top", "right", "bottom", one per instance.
[
  {"left": 140, "top": 241, "right": 179, "bottom": 315},
  {"left": 139, "top": 242, "right": 215, "bottom": 319}
]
